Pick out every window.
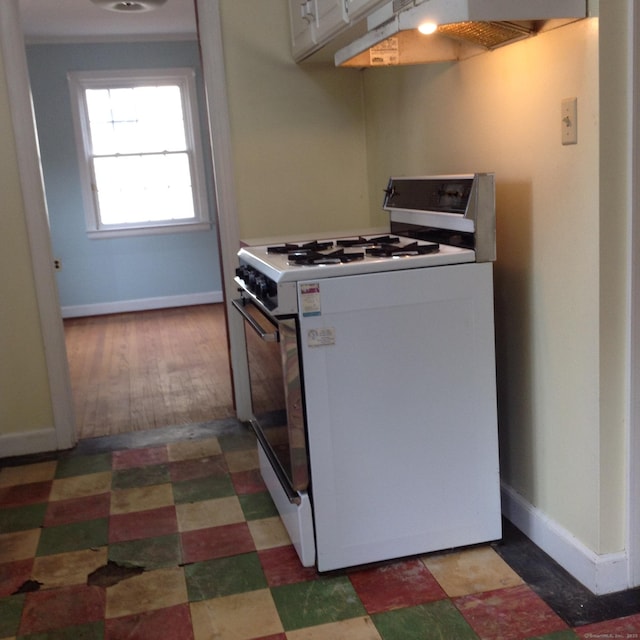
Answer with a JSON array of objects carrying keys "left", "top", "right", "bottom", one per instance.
[{"left": 68, "top": 68, "right": 210, "bottom": 237}]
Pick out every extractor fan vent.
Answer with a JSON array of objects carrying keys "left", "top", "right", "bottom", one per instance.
[{"left": 437, "top": 20, "right": 534, "bottom": 50}]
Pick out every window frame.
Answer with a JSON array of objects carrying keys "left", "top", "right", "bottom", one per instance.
[{"left": 68, "top": 67, "right": 211, "bottom": 238}]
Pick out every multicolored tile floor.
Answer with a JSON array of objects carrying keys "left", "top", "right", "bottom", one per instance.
[{"left": 1, "top": 419, "right": 639, "bottom": 639}]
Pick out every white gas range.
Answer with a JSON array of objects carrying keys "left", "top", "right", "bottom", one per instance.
[{"left": 233, "top": 173, "right": 502, "bottom": 572}]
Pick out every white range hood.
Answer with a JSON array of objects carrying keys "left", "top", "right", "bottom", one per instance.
[{"left": 335, "top": 0, "right": 589, "bottom": 67}]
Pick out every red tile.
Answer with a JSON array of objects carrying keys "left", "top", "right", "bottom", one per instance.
[
  {"left": 112, "top": 447, "right": 169, "bottom": 470},
  {"left": 349, "top": 558, "right": 447, "bottom": 614},
  {"left": 258, "top": 545, "right": 319, "bottom": 587},
  {"left": 44, "top": 492, "right": 110, "bottom": 526},
  {"left": 109, "top": 505, "right": 178, "bottom": 543},
  {"left": 169, "top": 455, "right": 228, "bottom": 482},
  {"left": 105, "top": 603, "right": 194, "bottom": 640},
  {"left": 181, "top": 522, "right": 255, "bottom": 563},
  {"left": 454, "top": 584, "right": 568, "bottom": 640},
  {"left": 575, "top": 613, "right": 640, "bottom": 638},
  {"left": 0, "top": 481, "right": 51, "bottom": 508},
  {"left": 230, "top": 469, "right": 266, "bottom": 495},
  {"left": 19, "top": 584, "right": 105, "bottom": 635},
  {"left": 0, "top": 558, "right": 34, "bottom": 597}
]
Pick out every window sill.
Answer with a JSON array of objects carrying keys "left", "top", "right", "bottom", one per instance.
[{"left": 87, "top": 221, "right": 212, "bottom": 239}]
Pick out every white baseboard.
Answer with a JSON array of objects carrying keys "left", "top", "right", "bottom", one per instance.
[
  {"left": 501, "top": 482, "right": 629, "bottom": 595},
  {"left": 0, "top": 427, "right": 60, "bottom": 458},
  {"left": 61, "top": 291, "right": 224, "bottom": 318}
]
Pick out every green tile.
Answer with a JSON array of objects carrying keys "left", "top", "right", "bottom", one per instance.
[
  {"left": 108, "top": 533, "right": 182, "bottom": 570},
  {"left": 184, "top": 552, "right": 267, "bottom": 602},
  {"left": 238, "top": 491, "right": 278, "bottom": 520},
  {"left": 172, "top": 475, "right": 235, "bottom": 504},
  {"left": 218, "top": 432, "right": 256, "bottom": 452},
  {"left": 0, "top": 594, "right": 26, "bottom": 638},
  {"left": 55, "top": 453, "right": 112, "bottom": 479},
  {"left": 19, "top": 620, "right": 105, "bottom": 640},
  {"left": 36, "top": 518, "right": 108, "bottom": 556},
  {"left": 372, "top": 600, "right": 479, "bottom": 640},
  {"left": 0, "top": 503, "right": 47, "bottom": 533},
  {"left": 0, "top": 594, "right": 25, "bottom": 638},
  {"left": 271, "top": 576, "right": 367, "bottom": 631},
  {"left": 111, "top": 464, "right": 171, "bottom": 490}
]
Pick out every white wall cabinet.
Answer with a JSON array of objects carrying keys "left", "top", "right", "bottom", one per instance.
[
  {"left": 289, "top": 0, "right": 388, "bottom": 61},
  {"left": 289, "top": 0, "right": 318, "bottom": 60},
  {"left": 315, "top": 0, "right": 349, "bottom": 43}
]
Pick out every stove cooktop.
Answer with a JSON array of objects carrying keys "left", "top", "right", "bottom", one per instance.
[
  {"left": 239, "top": 233, "right": 475, "bottom": 284},
  {"left": 267, "top": 235, "right": 442, "bottom": 266}
]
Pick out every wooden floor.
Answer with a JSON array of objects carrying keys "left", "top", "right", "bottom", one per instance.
[{"left": 64, "top": 304, "right": 236, "bottom": 440}]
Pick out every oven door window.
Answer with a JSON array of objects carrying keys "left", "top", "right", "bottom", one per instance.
[{"left": 239, "top": 300, "right": 309, "bottom": 493}]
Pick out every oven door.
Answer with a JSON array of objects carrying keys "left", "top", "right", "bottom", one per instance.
[{"left": 232, "top": 298, "right": 309, "bottom": 502}]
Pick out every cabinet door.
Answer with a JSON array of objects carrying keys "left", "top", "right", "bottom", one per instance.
[
  {"left": 346, "top": 0, "right": 388, "bottom": 22},
  {"left": 315, "top": 0, "right": 349, "bottom": 42},
  {"left": 289, "top": 0, "right": 318, "bottom": 60}
]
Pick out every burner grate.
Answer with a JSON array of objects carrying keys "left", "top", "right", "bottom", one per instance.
[
  {"left": 268, "top": 240, "right": 334, "bottom": 254},
  {"left": 336, "top": 235, "right": 400, "bottom": 248},
  {"left": 366, "top": 241, "right": 440, "bottom": 257},
  {"left": 287, "top": 248, "right": 365, "bottom": 266}
]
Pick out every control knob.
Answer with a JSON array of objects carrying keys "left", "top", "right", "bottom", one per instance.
[{"left": 235, "top": 265, "right": 251, "bottom": 282}]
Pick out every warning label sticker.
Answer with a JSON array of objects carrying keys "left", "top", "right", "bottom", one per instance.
[
  {"left": 300, "top": 282, "right": 321, "bottom": 317},
  {"left": 307, "top": 327, "right": 336, "bottom": 348}
]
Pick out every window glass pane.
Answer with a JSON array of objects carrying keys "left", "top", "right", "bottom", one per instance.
[
  {"left": 134, "top": 86, "right": 186, "bottom": 151},
  {"left": 86, "top": 84, "right": 187, "bottom": 155},
  {"left": 93, "top": 153, "right": 195, "bottom": 225},
  {"left": 90, "top": 122, "right": 116, "bottom": 155},
  {"left": 112, "top": 121, "right": 142, "bottom": 155},
  {"left": 109, "top": 87, "right": 137, "bottom": 123},
  {"left": 86, "top": 89, "right": 112, "bottom": 124}
]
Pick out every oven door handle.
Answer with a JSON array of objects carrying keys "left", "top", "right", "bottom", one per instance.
[{"left": 232, "top": 299, "right": 279, "bottom": 342}]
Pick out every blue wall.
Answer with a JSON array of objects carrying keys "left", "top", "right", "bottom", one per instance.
[{"left": 27, "top": 41, "right": 222, "bottom": 313}]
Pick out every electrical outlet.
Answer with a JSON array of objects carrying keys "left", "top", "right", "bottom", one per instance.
[
  {"left": 561, "top": 97, "right": 578, "bottom": 145},
  {"left": 54, "top": 259, "right": 62, "bottom": 270}
]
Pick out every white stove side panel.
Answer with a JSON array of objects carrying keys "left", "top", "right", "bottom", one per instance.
[{"left": 298, "top": 263, "right": 501, "bottom": 572}]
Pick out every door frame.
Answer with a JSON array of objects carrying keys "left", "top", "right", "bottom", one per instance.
[
  {"left": 195, "top": 0, "right": 252, "bottom": 421},
  {"left": 629, "top": 0, "right": 640, "bottom": 589},
  {"left": 0, "top": 0, "right": 75, "bottom": 451}
]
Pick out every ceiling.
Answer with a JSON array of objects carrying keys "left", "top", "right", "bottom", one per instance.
[{"left": 19, "top": 0, "right": 197, "bottom": 43}]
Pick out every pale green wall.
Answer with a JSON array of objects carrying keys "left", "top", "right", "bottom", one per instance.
[
  {"left": 361, "top": 11, "right": 628, "bottom": 554},
  {"left": 0, "top": 45, "right": 54, "bottom": 436},
  {"left": 219, "top": 0, "right": 371, "bottom": 241},
  {"left": 597, "top": 0, "right": 630, "bottom": 555}
]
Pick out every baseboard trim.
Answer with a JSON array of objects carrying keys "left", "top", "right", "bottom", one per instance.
[
  {"left": 501, "top": 482, "right": 629, "bottom": 595},
  {"left": 61, "top": 291, "right": 224, "bottom": 318},
  {"left": 0, "top": 427, "right": 60, "bottom": 458}
]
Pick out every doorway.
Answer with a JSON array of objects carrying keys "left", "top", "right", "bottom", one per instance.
[{"left": 11, "top": 0, "right": 239, "bottom": 442}]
